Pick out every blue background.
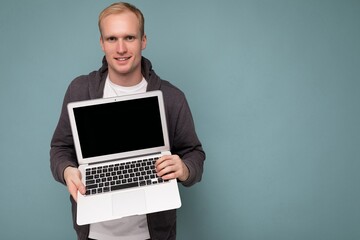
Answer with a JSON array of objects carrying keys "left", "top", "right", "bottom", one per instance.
[{"left": 1, "top": 0, "right": 359, "bottom": 239}]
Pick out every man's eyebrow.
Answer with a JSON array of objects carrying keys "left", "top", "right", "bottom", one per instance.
[{"left": 103, "top": 34, "right": 137, "bottom": 39}]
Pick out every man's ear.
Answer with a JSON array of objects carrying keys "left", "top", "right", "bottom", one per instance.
[
  {"left": 141, "top": 34, "right": 147, "bottom": 50},
  {"left": 100, "top": 36, "right": 105, "bottom": 52}
]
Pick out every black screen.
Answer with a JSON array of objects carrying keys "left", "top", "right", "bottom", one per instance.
[{"left": 73, "top": 96, "right": 165, "bottom": 158}]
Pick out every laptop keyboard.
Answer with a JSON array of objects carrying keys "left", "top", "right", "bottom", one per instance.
[{"left": 84, "top": 157, "right": 168, "bottom": 196}]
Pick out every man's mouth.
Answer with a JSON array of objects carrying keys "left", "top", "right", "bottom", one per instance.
[{"left": 115, "top": 57, "right": 131, "bottom": 61}]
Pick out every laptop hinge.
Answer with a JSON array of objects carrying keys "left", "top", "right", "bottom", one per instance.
[{"left": 87, "top": 152, "right": 164, "bottom": 166}]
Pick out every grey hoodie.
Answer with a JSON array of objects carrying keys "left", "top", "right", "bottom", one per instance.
[{"left": 50, "top": 56, "right": 205, "bottom": 240}]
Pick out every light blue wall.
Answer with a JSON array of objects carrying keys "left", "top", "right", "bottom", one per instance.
[{"left": 1, "top": 1, "right": 359, "bottom": 239}]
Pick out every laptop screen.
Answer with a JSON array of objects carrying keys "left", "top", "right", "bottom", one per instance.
[{"left": 72, "top": 96, "right": 165, "bottom": 159}]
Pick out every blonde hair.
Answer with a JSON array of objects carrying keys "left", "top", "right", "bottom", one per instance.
[{"left": 98, "top": 2, "right": 145, "bottom": 37}]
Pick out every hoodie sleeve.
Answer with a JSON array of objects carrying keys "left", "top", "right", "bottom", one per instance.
[
  {"left": 50, "top": 84, "right": 79, "bottom": 185},
  {"left": 170, "top": 95, "right": 206, "bottom": 187}
]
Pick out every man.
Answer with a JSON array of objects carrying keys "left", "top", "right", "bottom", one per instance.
[{"left": 50, "top": 2, "right": 205, "bottom": 240}]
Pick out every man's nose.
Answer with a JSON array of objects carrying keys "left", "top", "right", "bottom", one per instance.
[{"left": 116, "top": 40, "right": 127, "bottom": 54}]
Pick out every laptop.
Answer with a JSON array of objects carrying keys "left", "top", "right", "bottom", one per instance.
[{"left": 67, "top": 90, "right": 181, "bottom": 225}]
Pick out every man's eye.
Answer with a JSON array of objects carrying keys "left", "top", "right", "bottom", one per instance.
[
  {"left": 107, "top": 37, "right": 117, "bottom": 42},
  {"left": 125, "top": 36, "right": 135, "bottom": 41}
]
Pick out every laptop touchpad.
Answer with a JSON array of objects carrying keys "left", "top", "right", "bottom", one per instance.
[{"left": 112, "top": 190, "right": 147, "bottom": 217}]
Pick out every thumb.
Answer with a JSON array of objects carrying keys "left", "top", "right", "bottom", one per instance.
[
  {"left": 68, "top": 177, "right": 86, "bottom": 202},
  {"left": 73, "top": 177, "right": 86, "bottom": 195},
  {"left": 64, "top": 167, "right": 86, "bottom": 201}
]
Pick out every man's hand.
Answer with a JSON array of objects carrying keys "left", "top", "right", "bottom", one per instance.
[
  {"left": 155, "top": 155, "right": 189, "bottom": 182},
  {"left": 64, "top": 166, "right": 86, "bottom": 202}
]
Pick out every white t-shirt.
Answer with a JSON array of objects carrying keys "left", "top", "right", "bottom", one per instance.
[{"left": 88, "top": 75, "right": 150, "bottom": 240}]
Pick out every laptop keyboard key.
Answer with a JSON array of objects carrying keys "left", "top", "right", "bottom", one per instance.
[{"left": 111, "top": 182, "right": 138, "bottom": 191}]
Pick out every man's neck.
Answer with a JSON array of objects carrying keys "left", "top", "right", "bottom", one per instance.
[{"left": 108, "top": 71, "right": 143, "bottom": 87}]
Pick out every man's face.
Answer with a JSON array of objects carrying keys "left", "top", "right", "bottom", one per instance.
[{"left": 100, "top": 11, "right": 146, "bottom": 85}]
